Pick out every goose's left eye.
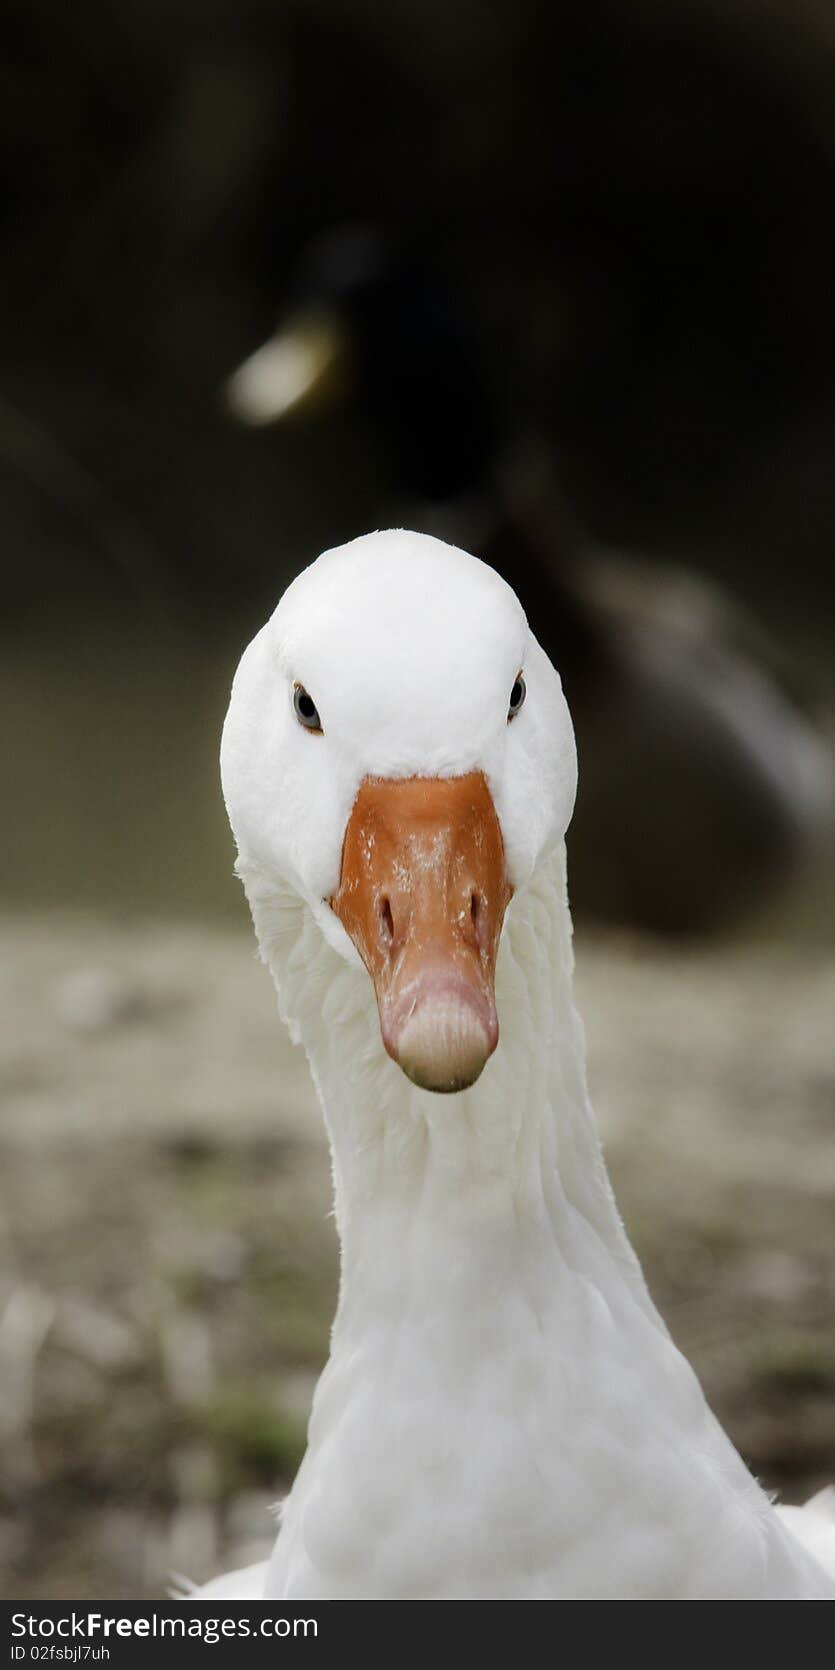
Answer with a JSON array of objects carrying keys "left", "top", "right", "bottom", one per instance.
[
  {"left": 507, "top": 674, "right": 526, "bottom": 722},
  {"left": 293, "top": 683, "right": 322, "bottom": 732}
]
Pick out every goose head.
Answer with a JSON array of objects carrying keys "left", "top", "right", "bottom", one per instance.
[{"left": 221, "top": 529, "right": 576, "bottom": 1092}]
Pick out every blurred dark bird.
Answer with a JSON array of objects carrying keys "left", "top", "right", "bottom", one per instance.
[
  {"left": 224, "top": 226, "right": 833, "bottom": 933},
  {"left": 227, "top": 228, "right": 498, "bottom": 503}
]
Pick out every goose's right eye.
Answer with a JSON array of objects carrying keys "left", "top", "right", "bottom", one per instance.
[
  {"left": 293, "top": 683, "right": 322, "bottom": 732},
  {"left": 507, "top": 673, "right": 526, "bottom": 722}
]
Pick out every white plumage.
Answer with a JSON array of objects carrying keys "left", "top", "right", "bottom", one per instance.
[{"left": 195, "top": 529, "right": 834, "bottom": 1600}]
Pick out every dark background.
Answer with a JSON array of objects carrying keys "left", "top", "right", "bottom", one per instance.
[{"left": 4, "top": 1, "right": 835, "bottom": 622}]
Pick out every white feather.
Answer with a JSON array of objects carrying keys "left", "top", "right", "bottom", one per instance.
[{"left": 187, "top": 530, "right": 833, "bottom": 1600}]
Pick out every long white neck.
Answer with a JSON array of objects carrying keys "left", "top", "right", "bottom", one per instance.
[
  {"left": 243, "top": 842, "right": 655, "bottom": 1323},
  {"left": 237, "top": 843, "right": 832, "bottom": 1600}
]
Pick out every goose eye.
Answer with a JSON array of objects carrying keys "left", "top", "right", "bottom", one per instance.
[
  {"left": 293, "top": 683, "right": 322, "bottom": 732},
  {"left": 507, "top": 674, "right": 526, "bottom": 722}
]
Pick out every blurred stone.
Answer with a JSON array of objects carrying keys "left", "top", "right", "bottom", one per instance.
[
  {"left": 737, "top": 1251, "right": 815, "bottom": 1305},
  {"left": 167, "top": 1504, "right": 219, "bottom": 1586},
  {"left": 160, "top": 1311, "right": 214, "bottom": 1408},
  {"left": 53, "top": 967, "right": 145, "bottom": 1034},
  {"left": 56, "top": 1296, "right": 142, "bottom": 1371},
  {"left": 169, "top": 1443, "right": 220, "bottom": 1503},
  {"left": 95, "top": 1509, "right": 155, "bottom": 1587},
  {"left": 201, "top": 1231, "right": 248, "bottom": 1284},
  {"left": 0, "top": 1515, "right": 26, "bottom": 1568},
  {"left": 0, "top": 1285, "right": 55, "bottom": 1440}
]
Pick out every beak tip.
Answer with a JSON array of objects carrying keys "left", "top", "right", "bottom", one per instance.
[
  {"left": 387, "top": 990, "right": 497, "bottom": 1095},
  {"left": 400, "top": 1059, "right": 489, "bottom": 1095}
]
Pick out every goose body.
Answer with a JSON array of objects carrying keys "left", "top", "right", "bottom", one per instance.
[{"left": 201, "top": 529, "right": 834, "bottom": 1600}]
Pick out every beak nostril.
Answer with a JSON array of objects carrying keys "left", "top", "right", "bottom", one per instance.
[
  {"left": 379, "top": 895, "right": 394, "bottom": 947},
  {"left": 469, "top": 891, "right": 485, "bottom": 949}
]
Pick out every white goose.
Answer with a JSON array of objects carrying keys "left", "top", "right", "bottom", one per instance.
[{"left": 199, "top": 529, "right": 834, "bottom": 1600}]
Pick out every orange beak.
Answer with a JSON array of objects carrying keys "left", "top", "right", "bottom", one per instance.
[{"left": 330, "top": 772, "right": 512, "bottom": 1093}]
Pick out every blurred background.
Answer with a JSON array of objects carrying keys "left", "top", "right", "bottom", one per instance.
[{"left": 1, "top": 0, "right": 834, "bottom": 1598}]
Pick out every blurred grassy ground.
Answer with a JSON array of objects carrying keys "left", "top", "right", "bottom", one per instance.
[{"left": 1, "top": 912, "right": 833, "bottom": 1598}]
